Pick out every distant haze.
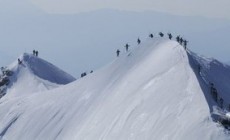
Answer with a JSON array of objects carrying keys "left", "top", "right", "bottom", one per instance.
[
  {"left": 0, "top": 0, "right": 230, "bottom": 77},
  {"left": 30, "top": 0, "right": 230, "bottom": 20}
]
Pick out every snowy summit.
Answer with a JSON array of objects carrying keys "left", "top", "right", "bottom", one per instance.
[
  {"left": 0, "top": 53, "right": 75, "bottom": 98},
  {"left": 0, "top": 38, "right": 230, "bottom": 140}
]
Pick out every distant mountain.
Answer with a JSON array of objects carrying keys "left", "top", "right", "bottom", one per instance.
[
  {"left": 0, "top": 0, "right": 44, "bottom": 15},
  {"left": 0, "top": 39, "right": 229, "bottom": 139}
]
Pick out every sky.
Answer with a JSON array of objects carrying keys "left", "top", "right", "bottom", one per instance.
[
  {"left": 30, "top": 0, "right": 230, "bottom": 20},
  {"left": 0, "top": 0, "right": 229, "bottom": 77}
]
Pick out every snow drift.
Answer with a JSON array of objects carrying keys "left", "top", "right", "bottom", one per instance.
[{"left": 0, "top": 39, "right": 229, "bottom": 140}]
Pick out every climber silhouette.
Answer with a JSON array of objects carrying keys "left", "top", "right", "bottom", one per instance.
[
  {"left": 116, "top": 49, "right": 120, "bottom": 57},
  {"left": 149, "top": 34, "right": 153, "bottom": 38},
  {"left": 137, "top": 38, "right": 141, "bottom": 45},
  {"left": 125, "top": 44, "right": 130, "bottom": 52},
  {"left": 168, "top": 33, "right": 172, "bottom": 40},
  {"left": 176, "top": 36, "right": 180, "bottom": 42},
  {"left": 159, "top": 32, "right": 164, "bottom": 37},
  {"left": 18, "top": 59, "right": 22, "bottom": 64},
  {"left": 35, "top": 51, "right": 38, "bottom": 56},
  {"left": 183, "top": 40, "right": 188, "bottom": 48}
]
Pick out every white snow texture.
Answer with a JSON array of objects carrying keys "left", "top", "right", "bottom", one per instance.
[{"left": 0, "top": 38, "right": 229, "bottom": 140}]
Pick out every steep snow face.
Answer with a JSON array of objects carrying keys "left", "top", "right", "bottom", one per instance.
[
  {"left": 2, "top": 53, "right": 75, "bottom": 98},
  {"left": 0, "top": 39, "right": 229, "bottom": 140},
  {"left": 188, "top": 51, "right": 230, "bottom": 110},
  {"left": 20, "top": 53, "right": 76, "bottom": 85}
]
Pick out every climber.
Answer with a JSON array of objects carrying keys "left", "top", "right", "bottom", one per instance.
[
  {"left": 124, "top": 44, "right": 130, "bottom": 52},
  {"left": 137, "top": 38, "right": 141, "bottom": 45},
  {"left": 116, "top": 49, "right": 120, "bottom": 57},
  {"left": 81, "top": 72, "right": 87, "bottom": 78},
  {"left": 35, "top": 51, "right": 38, "bottom": 57},
  {"left": 179, "top": 37, "right": 183, "bottom": 45},
  {"left": 176, "top": 36, "right": 180, "bottom": 42},
  {"left": 184, "top": 40, "right": 188, "bottom": 48},
  {"left": 149, "top": 34, "right": 153, "bottom": 38},
  {"left": 159, "top": 32, "right": 164, "bottom": 37},
  {"left": 18, "top": 58, "right": 22, "bottom": 64},
  {"left": 168, "top": 33, "right": 172, "bottom": 40}
]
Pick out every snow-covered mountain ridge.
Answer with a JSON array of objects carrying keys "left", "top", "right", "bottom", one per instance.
[
  {"left": 0, "top": 53, "right": 75, "bottom": 98},
  {"left": 0, "top": 39, "right": 229, "bottom": 140}
]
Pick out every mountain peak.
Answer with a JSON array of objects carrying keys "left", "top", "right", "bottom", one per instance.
[
  {"left": 19, "top": 52, "right": 76, "bottom": 85},
  {"left": 0, "top": 39, "right": 229, "bottom": 139},
  {"left": 0, "top": 52, "right": 76, "bottom": 98}
]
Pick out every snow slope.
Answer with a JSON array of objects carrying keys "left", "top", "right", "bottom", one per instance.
[
  {"left": 3, "top": 53, "right": 76, "bottom": 98},
  {"left": 188, "top": 51, "right": 230, "bottom": 111},
  {"left": 0, "top": 39, "right": 229, "bottom": 140}
]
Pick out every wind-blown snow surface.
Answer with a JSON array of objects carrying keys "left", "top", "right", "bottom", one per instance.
[
  {"left": 0, "top": 39, "right": 229, "bottom": 140},
  {"left": 5, "top": 53, "right": 76, "bottom": 97}
]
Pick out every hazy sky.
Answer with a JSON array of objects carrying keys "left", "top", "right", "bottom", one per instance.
[
  {"left": 0, "top": 0, "right": 229, "bottom": 77},
  {"left": 30, "top": 0, "right": 230, "bottom": 19}
]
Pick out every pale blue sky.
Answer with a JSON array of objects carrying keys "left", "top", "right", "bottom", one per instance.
[
  {"left": 30, "top": 0, "right": 230, "bottom": 19},
  {"left": 0, "top": 0, "right": 229, "bottom": 77}
]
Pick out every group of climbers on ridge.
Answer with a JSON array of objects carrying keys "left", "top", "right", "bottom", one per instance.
[
  {"left": 18, "top": 50, "right": 39, "bottom": 65},
  {"left": 116, "top": 32, "right": 189, "bottom": 57}
]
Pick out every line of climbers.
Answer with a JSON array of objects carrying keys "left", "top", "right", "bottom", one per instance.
[
  {"left": 197, "top": 64, "right": 226, "bottom": 110},
  {"left": 116, "top": 32, "right": 189, "bottom": 57}
]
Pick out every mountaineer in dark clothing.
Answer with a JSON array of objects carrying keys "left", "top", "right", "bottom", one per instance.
[
  {"left": 137, "top": 38, "right": 141, "bottom": 45},
  {"left": 179, "top": 38, "right": 183, "bottom": 45},
  {"left": 125, "top": 44, "right": 130, "bottom": 52},
  {"left": 33, "top": 50, "right": 36, "bottom": 55},
  {"left": 168, "top": 33, "right": 172, "bottom": 40},
  {"left": 159, "top": 32, "right": 164, "bottom": 37},
  {"left": 116, "top": 49, "right": 120, "bottom": 57},
  {"left": 149, "top": 34, "right": 153, "bottom": 38},
  {"left": 176, "top": 36, "right": 180, "bottom": 42},
  {"left": 81, "top": 72, "right": 87, "bottom": 78},
  {"left": 35, "top": 51, "right": 38, "bottom": 56},
  {"left": 184, "top": 40, "right": 188, "bottom": 48},
  {"left": 18, "top": 59, "right": 22, "bottom": 64}
]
